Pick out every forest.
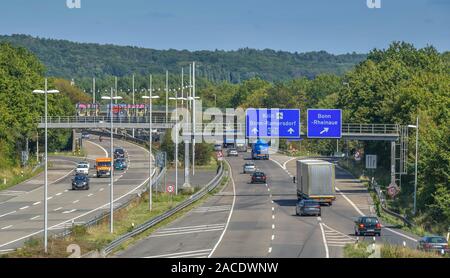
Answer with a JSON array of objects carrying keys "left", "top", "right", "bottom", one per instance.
[{"left": 0, "top": 34, "right": 366, "bottom": 82}]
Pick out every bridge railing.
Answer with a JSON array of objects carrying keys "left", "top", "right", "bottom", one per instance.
[
  {"left": 342, "top": 123, "right": 399, "bottom": 135},
  {"left": 40, "top": 116, "right": 176, "bottom": 124}
]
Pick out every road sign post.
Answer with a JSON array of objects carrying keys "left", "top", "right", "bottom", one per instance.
[
  {"left": 307, "top": 109, "right": 342, "bottom": 138},
  {"left": 246, "top": 108, "right": 301, "bottom": 138}
]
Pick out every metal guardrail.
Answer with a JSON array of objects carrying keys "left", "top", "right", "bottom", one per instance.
[
  {"left": 55, "top": 131, "right": 165, "bottom": 239},
  {"left": 371, "top": 179, "right": 414, "bottom": 227},
  {"left": 57, "top": 167, "right": 166, "bottom": 238},
  {"left": 101, "top": 162, "right": 226, "bottom": 256}
]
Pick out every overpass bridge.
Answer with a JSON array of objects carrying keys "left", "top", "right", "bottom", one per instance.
[{"left": 38, "top": 116, "right": 401, "bottom": 141}]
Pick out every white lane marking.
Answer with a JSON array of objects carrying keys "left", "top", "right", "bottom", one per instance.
[
  {"left": 53, "top": 207, "right": 63, "bottom": 211},
  {"left": 99, "top": 188, "right": 104, "bottom": 192},
  {"left": 19, "top": 206, "right": 29, "bottom": 210},
  {"left": 55, "top": 193, "right": 62, "bottom": 196},
  {"left": 0, "top": 139, "right": 153, "bottom": 249},
  {"left": 62, "top": 209, "right": 77, "bottom": 214},
  {"left": 268, "top": 247, "right": 272, "bottom": 253},
  {"left": 72, "top": 200, "right": 79, "bottom": 204},
  {"left": 208, "top": 159, "right": 236, "bottom": 258},
  {"left": 336, "top": 185, "right": 418, "bottom": 243},
  {"left": 1, "top": 225, "right": 13, "bottom": 230},
  {"left": 30, "top": 216, "right": 39, "bottom": 220},
  {"left": 335, "top": 186, "right": 364, "bottom": 216},
  {"left": 385, "top": 228, "right": 418, "bottom": 242},
  {"left": 0, "top": 211, "right": 16, "bottom": 218},
  {"left": 272, "top": 207, "right": 275, "bottom": 212},
  {"left": 158, "top": 224, "right": 225, "bottom": 232},
  {"left": 33, "top": 201, "right": 41, "bottom": 206},
  {"left": 47, "top": 196, "right": 53, "bottom": 200},
  {"left": 272, "top": 224, "right": 275, "bottom": 229},
  {"left": 85, "top": 140, "right": 108, "bottom": 156},
  {"left": 87, "top": 193, "right": 93, "bottom": 197},
  {"left": 282, "top": 156, "right": 297, "bottom": 169},
  {"left": 271, "top": 200, "right": 274, "bottom": 204},
  {"left": 267, "top": 188, "right": 270, "bottom": 192},
  {"left": 150, "top": 228, "right": 223, "bottom": 237},
  {"left": 0, "top": 249, "right": 14, "bottom": 253},
  {"left": 64, "top": 189, "right": 68, "bottom": 192},
  {"left": 271, "top": 235, "right": 275, "bottom": 240},
  {"left": 319, "top": 222, "right": 330, "bottom": 258},
  {"left": 272, "top": 215, "right": 275, "bottom": 220},
  {"left": 269, "top": 158, "right": 285, "bottom": 169},
  {"left": 144, "top": 249, "right": 212, "bottom": 258}
]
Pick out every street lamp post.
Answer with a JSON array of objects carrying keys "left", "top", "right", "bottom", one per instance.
[
  {"left": 101, "top": 90, "right": 122, "bottom": 233},
  {"left": 142, "top": 75, "right": 160, "bottom": 211},
  {"left": 33, "top": 78, "right": 59, "bottom": 253},
  {"left": 408, "top": 116, "right": 419, "bottom": 215},
  {"left": 169, "top": 94, "right": 187, "bottom": 195}
]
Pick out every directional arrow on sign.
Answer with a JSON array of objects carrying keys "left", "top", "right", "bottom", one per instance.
[
  {"left": 252, "top": 127, "right": 258, "bottom": 134},
  {"left": 319, "top": 127, "right": 329, "bottom": 135},
  {"left": 288, "top": 128, "right": 295, "bottom": 134}
]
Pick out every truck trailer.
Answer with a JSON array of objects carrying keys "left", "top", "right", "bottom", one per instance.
[{"left": 296, "top": 159, "right": 336, "bottom": 205}]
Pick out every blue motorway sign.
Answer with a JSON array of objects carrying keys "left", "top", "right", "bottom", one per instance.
[
  {"left": 246, "top": 108, "right": 300, "bottom": 138},
  {"left": 307, "top": 109, "right": 342, "bottom": 138}
]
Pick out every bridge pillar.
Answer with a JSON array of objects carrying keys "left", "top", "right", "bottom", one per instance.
[{"left": 390, "top": 141, "right": 396, "bottom": 186}]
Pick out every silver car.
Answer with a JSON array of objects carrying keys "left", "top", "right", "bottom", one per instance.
[{"left": 243, "top": 162, "right": 256, "bottom": 174}]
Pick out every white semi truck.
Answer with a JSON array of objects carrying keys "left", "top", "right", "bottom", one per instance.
[{"left": 296, "top": 159, "right": 336, "bottom": 205}]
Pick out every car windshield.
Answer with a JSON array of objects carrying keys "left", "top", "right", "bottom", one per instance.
[
  {"left": 74, "top": 176, "right": 86, "bottom": 181},
  {"left": 77, "top": 164, "right": 88, "bottom": 168},
  {"left": 304, "top": 201, "right": 319, "bottom": 206},
  {"left": 428, "top": 237, "right": 446, "bottom": 243},
  {"left": 363, "top": 217, "right": 379, "bottom": 224},
  {"left": 254, "top": 172, "right": 265, "bottom": 177},
  {"left": 98, "top": 162, "right": 111, "bottom": 167},
  {"left": 245, "top": 164, "right": 254, "bottom": 167}
]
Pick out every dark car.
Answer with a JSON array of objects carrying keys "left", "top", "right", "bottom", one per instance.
[
  {"left": 81, "top": 132, "right": 90, "bottom": 139},
  {"left": 417, "top": 236, "right": 449, "bottom": 254},
  {"left": 114, "top": 158, "right": 127, "bottom": 170},
  {"left": 296, "top": 199, "right": 321, "bottom": 216},
  {"left": 114, "top": 147, "right": 125, "bottom": 159},
  {"left": 72, "top": 174, "right": 90, "bottom": 190},
  {"left": 251, "top": 172, "right": 266, "bottom": 184},
  {"left": 354, "top": 216, "right": 381, "bottom": 236}
]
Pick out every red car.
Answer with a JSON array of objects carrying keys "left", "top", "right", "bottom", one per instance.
[{"left": 251, "top": 172, "right": 266, "bottom": 183}]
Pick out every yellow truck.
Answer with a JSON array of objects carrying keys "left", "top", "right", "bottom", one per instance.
[{"left": 95, "top": 157, "right": 112, "bottom": 178}]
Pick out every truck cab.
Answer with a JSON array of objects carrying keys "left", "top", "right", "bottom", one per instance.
[
  {"left": 95, "top": 158, "right": 112, "bottom": 178},
  {"left": 251, "top": 139, "right": 269, "bottom": 160}
]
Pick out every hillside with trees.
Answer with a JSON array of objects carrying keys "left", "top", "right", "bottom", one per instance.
[{"left": 0, "top": 34, "right": 366, "bottom": 82}]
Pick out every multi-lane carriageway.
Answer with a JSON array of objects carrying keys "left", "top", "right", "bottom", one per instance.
[
  {"left": 0, "top": 135, "right": 152, "bottom": 252},
  {"left": 118, "top": 151, "right": 420, "bottom": 258}
]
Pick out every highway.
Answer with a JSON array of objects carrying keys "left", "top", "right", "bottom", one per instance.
[
  {"left": 0, "top": 134, "right": 151, "bottom": 251},
  {"left": 117, "top": 150, "right": 420, "bottom": 258}
]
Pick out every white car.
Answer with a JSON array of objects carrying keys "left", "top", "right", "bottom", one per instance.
[{"left": 76, "top": 162, "right": 90, "bottom": 175}]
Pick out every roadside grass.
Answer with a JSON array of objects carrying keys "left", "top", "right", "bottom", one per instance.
[
  {"left": 3, "top": 163, "right": 230, "bottom": 258},
  {"left": 0, "top": 162, "right": 43, "bottom": 191},
  {"left": 48, "top": 148, "right": 86, "bottom": 158},
  {"left": 344, "top": 242, "right": 444, "bottom": 258}
]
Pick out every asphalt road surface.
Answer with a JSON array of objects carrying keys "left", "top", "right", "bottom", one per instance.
[
  {"left": 0, "top": 134, "right": 152, "bottom": 252},
  {"left": 117, "top": 151, "right": 420, "bottom": 258}
]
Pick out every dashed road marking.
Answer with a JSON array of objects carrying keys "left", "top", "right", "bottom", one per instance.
[
  {"left": 1, "top": 225, "right": 13, "bottom": 230},
  {"left": 33, "top": 202, "right": 41, "bottom": 206},
  {"left": 0, "top": 211, "right": 16, "bottom": 218},
  {"left": 30, "top": 216, "right": 39, "bottom": 220}
]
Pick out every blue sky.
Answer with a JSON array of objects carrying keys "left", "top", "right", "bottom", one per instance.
[{"left": 0, "top": 0, "right": 448, "bottom": 54}]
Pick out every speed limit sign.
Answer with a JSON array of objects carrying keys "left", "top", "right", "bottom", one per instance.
[{"left": 166, "top": 184, "right": 175, "bottom": 193}]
